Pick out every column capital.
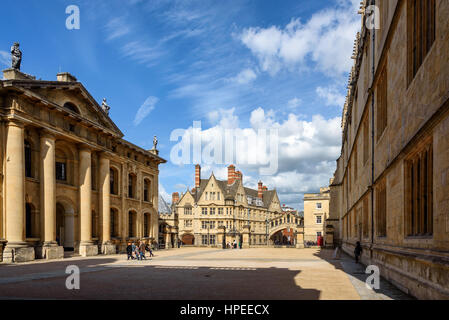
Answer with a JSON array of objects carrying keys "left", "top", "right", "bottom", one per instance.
[
  {"left": 78, "top": 145, "right": 92, "bottom": 153},
  {"left": 99, "top": 152, "right": 111, "bottom": 161},
  {"left": 6, "top": 118, "right": 24, "bottom": 128},
  {"left": 39, "top": 128, "right": 56, "bottom": 140}
]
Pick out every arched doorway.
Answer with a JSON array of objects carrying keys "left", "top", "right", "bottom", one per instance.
[
  {"left": 56, "top": 201, "right": 75, "bottom": 251},
  {"left": 182, "top": 233, "right": 194, "bottom": 245}
]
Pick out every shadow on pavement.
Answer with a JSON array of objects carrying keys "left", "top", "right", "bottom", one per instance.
[
  {"left": 0, "top": 263, "right": 321, "bottom": 300},
  {"left": 313, "top": 248, "right": 414, "bottom": 300}
]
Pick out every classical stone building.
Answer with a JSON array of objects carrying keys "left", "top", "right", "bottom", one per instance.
[
  {"left": 158, "top": 194, "right": 179, "bottom": 248},
  {"left": 176, "top": 165, "right": 297, "bottom": 247},
  {"left": 0, "top": 68, "right": 165, "bottom": 262},
  {"left": 329, "top": 0, "right": 449, "bottom": 299},
  {"left": 303, "top": 187, "right": 330, "bottom": 243}
]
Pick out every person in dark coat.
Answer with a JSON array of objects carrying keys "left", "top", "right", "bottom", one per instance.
[
  {"left": 354, "top": 241, "right": 363, "bottom": 264},
  {"left": 126, "top": 242, "right": 134, "bottom": 260}
]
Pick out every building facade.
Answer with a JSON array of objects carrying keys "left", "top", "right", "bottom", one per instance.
[
  {"left": 329, "top": 0, "right": 449, "bottom": 299},
  {"left": 176, "top": 165, "right": 295, "bottom": 247},
  {"left": 303, "top": 187, "right": 330, "bottom": 242},
  {"left": 158, "top": 194, "right": 179, "bottom": 249},
  {"left": 0, "top": 67, "right": 165, "bottom": 262}
]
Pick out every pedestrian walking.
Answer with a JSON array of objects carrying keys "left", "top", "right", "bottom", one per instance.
[
  {"left": 146, "top": 243, "right": 154, "bottom": 257},
  {"left": 139, "top": 242, "right": 146, "bottom": 260},
  {"left": 134, "top": 242, "right": 141, "bottom": 260},
  {"left": 126, "top": 242, "right": 134, "bottom": 260},
  {"left": 354, "top": 241, "right": 363, "bottom": 264}
]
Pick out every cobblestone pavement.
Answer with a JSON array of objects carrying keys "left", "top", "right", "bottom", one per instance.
[{"left": 0, "top": 248, "right": 412, "bottom": 300}]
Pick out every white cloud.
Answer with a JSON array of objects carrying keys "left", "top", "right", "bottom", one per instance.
[
  {"left": 120, "top": 41, "right": 162, "bottom": 66},
  {"left": 239, "top": 0, "right": 360, "bottom": 77},
  {"left": 133, "top": 96, "right": 159, "bottom": 126},
  {"left": 316, "top": 86, "right": 345, "bottom": 107},
  {"left": 287, "top": 97, "right": 302, "bottom": 109},
  {"left": 232, "top": 68, "right": 257, "bottom": 84},
  {"left": 173, "top": 107, "right": 342, "bottom": 209},
  {"left": 0, "top": 51, "right": 9, "bottom": 68},
  {"left": 105, "top": 17, "right": 132, "bottom": 41}
]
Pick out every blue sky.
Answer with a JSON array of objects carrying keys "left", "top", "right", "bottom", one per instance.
[{"left": 1, "top": 0, "right": 360, "bottom": 210}]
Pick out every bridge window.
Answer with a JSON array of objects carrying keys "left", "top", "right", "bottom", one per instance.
[{"left": 316, "top": 216, "right": 322, "bottom": 224}]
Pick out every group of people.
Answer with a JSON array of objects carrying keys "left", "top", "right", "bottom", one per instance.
[
  {"left": 126, "top": 241, "right": 155, "bottom": 260},
  {"left": 226, "top": 240, "right": 242, "bottom": 249}
]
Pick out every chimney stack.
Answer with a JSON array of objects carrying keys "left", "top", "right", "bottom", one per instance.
[
  {"left": 195, "top": 164, "right": 201, "bottom": 188},
  {"left": 172, "top": 192, "right": 180, "bottom": 204},
  {"left": 228, "top": 165, "right": 236, "bottom": 185},
  {"left": 258, "top": 181, "right": 263, "bottom": 199},
  {"left": 57, "top": 72, "right": 77, "bottom": 82},
  {"left": 235, "top": 171, "right": 243, "bottom": 182}
]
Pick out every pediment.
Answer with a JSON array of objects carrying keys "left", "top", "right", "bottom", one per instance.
[{"left": 12, "top": 81, "right": 123, "bottom": 137}]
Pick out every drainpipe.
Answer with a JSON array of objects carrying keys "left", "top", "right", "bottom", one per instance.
[{"left": 370, "top": 0, "right": 376, "bottom": 262}]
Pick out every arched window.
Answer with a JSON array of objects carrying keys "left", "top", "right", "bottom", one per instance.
[
  {"left": 110, "top": 168, "right": 119, "bottom": 195},
  {"left": 110, "top": 209, "right": 119, "bottom": 238},
  {"left": 25, "top": 140, "right": 32, "bottom": 178},
  {"left": 128, "top": 174, "right": 136, "bottom": 199},
  {"left": 55, "top": 149, "right": 68, "bottom": 182},
  {"left": 144, "top": 213, "right": 150, "bottom": 237},
  {"left": 26, "top": 203, "right": 38, "bottom": 238},
  {"left": 128, "top": 211, "right": 137, "bottom": 238},
  {"left": 143, "top": 179, "right": 151, "bottom": 202},
  {"left": 63, "top": 102, "right": 80, "bottom": 114}
]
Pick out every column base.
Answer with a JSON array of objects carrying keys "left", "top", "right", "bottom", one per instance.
[
  {"left": 296, "top": 243, "right": 305, "bottom": 249},
  {"left": 43, "top": 246, "right": 64, "bottom": 260},
  {"left": 101, "top": 243, "right": 117, "bottom": 255},
  {"left": 3, "top": 245, "right": 35, "bottom": 263},
  {"left": 0, "top": 240, "right": 6, "bottom": 262},
  {"left": 79, "top": 243, "right": 99, "bottom": 257}
]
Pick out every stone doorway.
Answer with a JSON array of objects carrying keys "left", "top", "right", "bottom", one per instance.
[
  {"left": 182, "top": 233, "right": 194, "bottom": 245},
  {"left": 56, "top": 202, "right": 75, "bottom": 251}
]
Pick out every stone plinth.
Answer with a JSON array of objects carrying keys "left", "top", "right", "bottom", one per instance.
[
  {"left": 0, "top": 240, "right": 6, "bottom": 262},
  {"left": 3, "top": 246, "right": 35, "bottom": 263},
  {"left": 101, "top": 244, "right": 117, "bottom": 255},
  {"left": 3, "top": 68, "right": 36, "bottom": 80},
  {"left": 43, "top": 246, "right": 64, "bottom": 260},
  {"left": 242, "top": 225, "right": 251, "bottom": 248},
  {"left": 79, "top": 244, "right": 98, "bottom": 257}
]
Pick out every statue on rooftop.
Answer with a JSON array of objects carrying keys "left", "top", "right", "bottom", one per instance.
[
  {"left": 11, "top": 42, "right": 22, "bottom": 70},
  {"left": 101, "top": 98, "right": 110, "bottom": 115},
  {"left": 153, "top": 136, "right": 158, "bottom": 150}
]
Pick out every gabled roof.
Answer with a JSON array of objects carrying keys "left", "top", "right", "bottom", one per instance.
[
  {"left": 1, "top": 78, "right": 124, "bottom": 137},
  {"left": 158, "top": 195, "right": 172, "bottom": 215},
  {"left": 189, "top": 174, "right": 277, "bottom": 209}
]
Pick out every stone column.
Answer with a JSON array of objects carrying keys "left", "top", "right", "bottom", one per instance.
[
  {"left": 242, "top": 225, "right": 251, "bottom": 248},
  {"left": 165, "top": 227, "right": 171, "bottom": 249},
  {"left": 99, "top": 154, "right": 115, "bottom": 255},
  {"left": 296, "top": 226, "right": 305, "bottom": 249},
  {"left": 39, "top": 131, "right": 64, "bottom": 259},
  {"left": 79, "top": 147, "right": 98, "bottom": 257},
  {"left": 217, "top": 226, "right": 226, "bottom": 249},
  {"left": 4, "top": 120, "right": 35, "bottom": 262}
]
